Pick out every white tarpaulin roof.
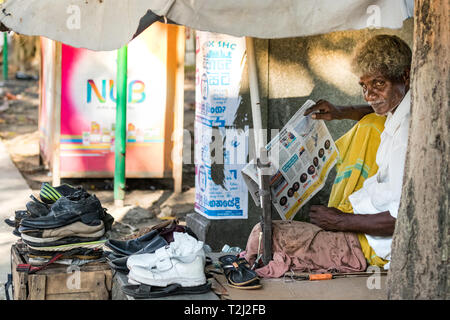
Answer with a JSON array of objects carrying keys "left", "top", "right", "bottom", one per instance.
[{"left": 0, "top": 0, "right": 414, "bottom": 51}]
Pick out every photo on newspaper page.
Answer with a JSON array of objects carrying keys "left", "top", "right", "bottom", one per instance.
[{"left": 241, "top": 100, "right": 339, "bottom": 220}]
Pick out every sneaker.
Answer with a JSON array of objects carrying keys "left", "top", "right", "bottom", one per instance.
[
  {"left": 19, "top": 220, "right": 105, "bottom": 238},
  {"left": 127, "top": 232, "right": 206, "bottom": 287},
  {"left": 21, "top": 227, "right": 105, "bottom": 245},
  {"left": 39, "top": 182, "right": 84, "bottom": 204},
  {"left": 127, "top": 232, "right": 205, "bottom": 270},
  {"left": 128, "top": 255, "right": 206, "bottom": 288}
]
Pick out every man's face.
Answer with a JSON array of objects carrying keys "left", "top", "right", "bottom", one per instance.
[{"left": 358, "top": 72, "right": 408, "bottom": 116}]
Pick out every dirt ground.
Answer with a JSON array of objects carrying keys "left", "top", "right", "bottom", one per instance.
[{"left": 0, "top": 68, "right": 197, "bottom": 240}]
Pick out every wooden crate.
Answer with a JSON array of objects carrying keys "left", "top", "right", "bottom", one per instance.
[{"left": 11, "top": 243, "right": 113, "bottom": 300}]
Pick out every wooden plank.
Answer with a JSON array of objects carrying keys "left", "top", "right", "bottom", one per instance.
[
  {"left": 10, "top": 245, "right": 28, "bottom": 300},
  {"left": 28, "top": 275, "right": 46, "bottom": 300},
  {"left": 43, "top": 271, "right": 111, "bottom": 300}
]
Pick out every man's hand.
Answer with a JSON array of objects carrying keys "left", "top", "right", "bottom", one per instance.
[
  {"left": 309, "top": 205, "right": 345, "bottom": 231},
  {"left": 303, "top": 100, "right": 344, "bottom": 120}
]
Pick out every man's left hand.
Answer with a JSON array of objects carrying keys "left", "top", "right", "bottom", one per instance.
[{"left": 309, "top": 205, "right": 346, "bottom": 232}]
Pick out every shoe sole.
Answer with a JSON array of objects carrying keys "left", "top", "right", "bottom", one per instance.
[
  {"left": 25, "top": 239, "right": 107, "bottom": 252},
  {"left": 21, "top": 229, "right": 105, "bottom": 244},
  {"left": 128, "top": 268, "right": 206, "bottom": 288}
]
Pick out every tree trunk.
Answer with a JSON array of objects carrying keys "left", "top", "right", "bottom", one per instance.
[{"left": 387, "top": 0, "right": 449, "bottom": 299}]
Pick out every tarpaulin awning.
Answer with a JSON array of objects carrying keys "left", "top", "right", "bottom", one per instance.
[{"left": 0, "top": 0, "right": 413, "bottom": 51}]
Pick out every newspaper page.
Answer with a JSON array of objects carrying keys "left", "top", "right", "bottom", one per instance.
[{"left": 242, "top": 100, "right": 339, "bottom": 220}]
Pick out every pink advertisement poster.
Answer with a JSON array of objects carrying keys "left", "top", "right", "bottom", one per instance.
[{"left": 58, "top": 24, "right": 170, "bottom": 177}]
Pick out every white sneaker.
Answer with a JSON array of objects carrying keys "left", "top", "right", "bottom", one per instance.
[
  {"left": 127, "top": 232, "right": 205, "bottom": 270},
  {"left": 128, "top": 255, "right": 206, "bottom": 287}
]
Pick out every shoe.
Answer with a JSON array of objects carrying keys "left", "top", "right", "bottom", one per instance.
[
  {"left": 121, "top": 282, "right": 212, "bottom": 299},
  {"left": 20, "top": 194, "right": 105, "bottom": 229},
  {"left": 4, "top": 210, "right": 28, "bottom": 227},
  {"left": 105, "top": 229, "right": 168, "bottom": 256},
  {"left": 128, "top": 255, "right": 207, "bottom": 287},
  {"left": 21, "top": 228, "right": 105, "bottom": 245},
  {"left": 39, "top": 182, "right": 83, "bottom": 204},
  {"left": 22, "top": 234, "right": 105, "bottom": 248},
  {"left": 107, "top": 256, "right": 130, "bottom": 273},
  {"left": 19, "top": 220, "right": 105, "bottom": 238},
  {"left": 127, "top": 232, "right": 206, "bottom": 287},
  {"left": 4, "top": 210, "right": 29, "bottom": 237},
  {"left": 26, "top": 195, "right": 50, "bottom": 217},
  {"left": 127, "top": 232, "right": 204, "bottom": 270},
  {"left": 27, "top": 247, "right": 103, "bottom": 259},
  {"left": 25, "top": 238, "right": 107, "bottom": 252},
  {"left": 219, "top": 255, "right": 261, "bottom": 289},
  {"left": 105, "top": 235, "right": 168, "bottom": 273}
]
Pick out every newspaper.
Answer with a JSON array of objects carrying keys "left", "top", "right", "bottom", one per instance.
[{"left": 241, "top": 100, "right": 339, "bottom": 220}]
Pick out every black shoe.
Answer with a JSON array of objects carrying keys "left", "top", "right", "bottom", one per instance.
[
  {"left": 20, "top": 194, "right": 105, "bottom": 229},
  {"left": 26, "top": 195, "right": 50, "bottom": 217},
  {"left": 105, "top": 230, "right": 168, "bottom": 256},
  {"left": 4, "top": 210, "right": 29, "bottom": 236},
  {"left": 39, "top": 182, "right": 85, "bottom": 204}
]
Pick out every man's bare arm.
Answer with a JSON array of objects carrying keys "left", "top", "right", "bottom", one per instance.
[
  {"left": 304, "top": 100, "right": 374, "bottom": 121},
  {"left": 309, "top": 205, "right": 396, "bottom": 237}
]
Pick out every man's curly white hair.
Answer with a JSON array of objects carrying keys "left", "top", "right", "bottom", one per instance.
[{"left": 351, "top": 34, "right": 412, "bottom": 82}]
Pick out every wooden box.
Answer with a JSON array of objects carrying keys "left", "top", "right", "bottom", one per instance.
[{"left": 11, "top": 243, "right": 113, "bottom": 300}]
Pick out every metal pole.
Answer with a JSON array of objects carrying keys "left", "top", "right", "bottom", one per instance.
[
  {"left": 114, "top": 45, "right": 128, "bottom": 206},
  {"left": 3, "top": 32, "right": 8, "bottom": 80},
  {"left": 245, "top": 37, "right": 272, "bottom": 265}
]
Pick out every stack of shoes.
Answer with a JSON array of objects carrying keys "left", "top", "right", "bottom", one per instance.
[
  {"left": 103, "top": 220, "right": 195, "bottom": 274},
  {"left": 120, "top": 232, "right": 212, "bottom": 299},
  {"left": 4, "top": 182, "right": 114, "bottom": 272}
]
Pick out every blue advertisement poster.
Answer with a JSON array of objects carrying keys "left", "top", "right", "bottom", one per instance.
[{"left": 194, "top": 31, "right": 249, "bottom": 219}]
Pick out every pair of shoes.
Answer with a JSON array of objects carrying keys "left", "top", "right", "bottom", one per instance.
[
  {"left": 105, "top": 229, "right": 168, "bottom": 273},
  {"left": 104, "top": 220, "right": 196, "bottom": 274},
  {"left": 219, "top": 255, "right": 262, "bottom": 289},
  {"left": 21, "top": 194, "right": 106, "bottom": 229},
  {"left": 125, "top": 232, "right": 208, "bottom": 292}
]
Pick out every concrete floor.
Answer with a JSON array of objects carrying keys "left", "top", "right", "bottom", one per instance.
[{"left": 0, "top": 139, "right": 32, "bottom": 300}]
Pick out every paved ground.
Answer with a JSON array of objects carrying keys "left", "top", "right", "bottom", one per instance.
[{"left": 0, "top": 139, "right": 32, "bottom": 300}]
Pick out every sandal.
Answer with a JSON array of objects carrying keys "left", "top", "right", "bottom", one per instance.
[
  {"left": 122, "top": 282, "right": 212, "bottom": 299},
  {"left": 219, "top": 255, "right": 262, "bottom": 289}
]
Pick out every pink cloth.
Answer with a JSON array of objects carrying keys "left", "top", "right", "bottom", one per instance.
[{"left": 244, "top": 220, "right": 367, "bottom": 278}]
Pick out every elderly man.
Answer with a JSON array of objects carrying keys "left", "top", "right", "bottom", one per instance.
[{"left": 244, "top": 34, "right": 411, "bottom": 277}]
